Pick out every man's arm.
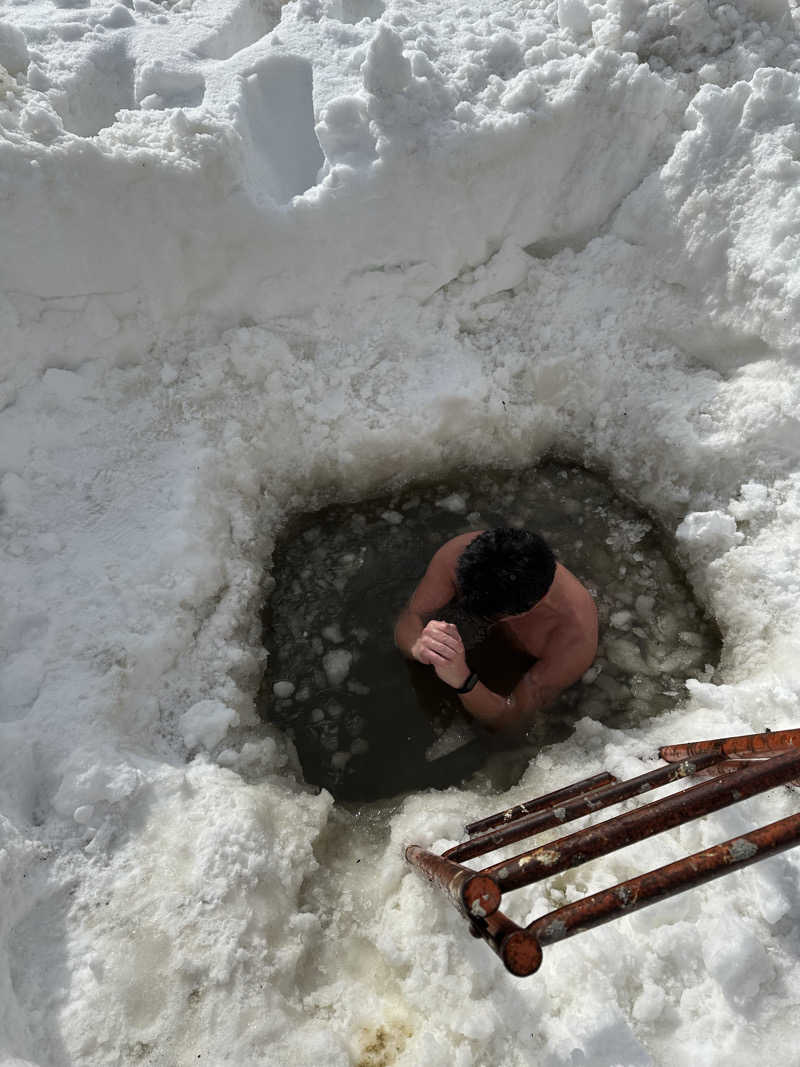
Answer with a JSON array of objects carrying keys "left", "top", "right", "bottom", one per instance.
[
  {"left": 394, "top": 533, "right": 477, "bottom": 659},
  {"left": 457, "top": 633, "right": 597, "bottom": 732},
  {"left": 406, "top": 616, "right": 585, "bottom": 731},
  {"left": 394, "top": 606, "right": 432, "bottom": 661}
]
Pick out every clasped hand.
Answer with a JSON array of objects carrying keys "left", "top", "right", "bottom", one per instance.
[{"left": 411, "top": 620, "right": 469, "bottom": 689}]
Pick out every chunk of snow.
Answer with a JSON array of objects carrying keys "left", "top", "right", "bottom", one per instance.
[{"left": 179, "top": 700, "right": 239, "bottom": 750}]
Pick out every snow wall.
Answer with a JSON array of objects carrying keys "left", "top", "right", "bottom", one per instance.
[{"left": 2, "top": 0, "right": 800, "bottom": 1064}]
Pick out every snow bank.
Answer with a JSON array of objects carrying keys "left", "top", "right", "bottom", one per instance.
[
  {"left": 1, "top": 1, "right": 674, "bottom": 387},
  {"left": 2, "top": 0, "right": 800, "bottom": 1064},
  {"left": 616, "top": 67, "right": 800, "bottom": 350}
]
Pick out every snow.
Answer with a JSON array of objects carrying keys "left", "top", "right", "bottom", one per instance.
[
  {"left": 2, "top": 0, "right": 800, "bottom": 1064},
  {"left": 179, "top": 698, "right": 240, "bottom": 750}
]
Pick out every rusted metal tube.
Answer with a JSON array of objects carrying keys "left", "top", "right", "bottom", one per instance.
[
  {"left": 691, "top": 758, "right": 762, "bottom": 780},
  {"left": 660, "top": 728, "right": 800, "bottom": 764},
  {"left": 528, "top": 811, "right": 800, "bottom": 948},
  {"left": 464, "top": 772, "right": 617, "bottom": 837},
  {"left": 405, "top": 846, "right": 501, "bottom": 920},
  {"left": 445, "top": 754, "right": 721, "bottom": 863},
  {"left": 468, "top": 909, "right": 543, "bottom": 977},
  {"left": 482, "top": 747, "right": 800, "bottom": 892}
]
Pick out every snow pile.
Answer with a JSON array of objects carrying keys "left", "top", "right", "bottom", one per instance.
[
  {"left": 617, "top": 66, "right": 800, "bottom": 349},
  {"left": 2, "top": 0, "right": 800, "bottom": 1064}
]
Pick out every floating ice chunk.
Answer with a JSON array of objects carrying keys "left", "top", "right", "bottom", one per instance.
[
  {"left": 594, "top": 672, "right": 631, "bottom": 701},
  {"left": 322, "top": 624, "right": 344, "bottom": 643},
  {"left": 331, "top": 751, "right": 351, "bottom": 770},
  {"left": 381, "top": 510, "right": 403, "bottom": 525},
  {"left": 345, "top": 714, "right": 366, "bottom": 736},
  {"left": 581, "top": 664, "right": 602, "bottom": 685},
  {"left": 605, "top": 638, "right": 651, "bottom": 675},
  {"left": 272, "top": 680, "right": 295, "bottom": 698},
  {"left": 323, "top": 649, "right": 352, "bottom": 685},
  {"left": 239, "top": 738, "right": 282, "bottom": 769},
  {"left": 657, "top": 649, "right": 697, "bottom": 674},
  {"left": 179, "top": 700, "right": 239, "bottom": 751},
  {"left": 425, "top": 723, "right": 476, "bottom": 761},
  {"left": 679, "top": 631, "right": 704, "bottom": 647},
  {"left": 73, "top": 805, "right": 94, "bottom": 825},
  {"left": 436, "top": 493, "right": 466, "bottom": 513},
  {"left": 610, "top": 610, "right": 633, "bottom": 629},
  {"left": 311, "top": 708, "right": 325, "bottom": 723},
  {"left": 635, "top": 595, "right": 655, "bottom": 619}
]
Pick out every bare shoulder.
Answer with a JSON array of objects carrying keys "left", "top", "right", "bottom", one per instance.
[
  {"left": 550, "top": 563, "right": 598, "bottom": 646},
  {"left": 406, "top": 530, "right": 484, "bottom": 617},
  {"left": 429, "top": 530, "right": 484, "bottom": 573}
]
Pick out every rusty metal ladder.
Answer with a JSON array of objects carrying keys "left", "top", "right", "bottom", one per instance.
[{"left": 405, "top": 728, "right": 800, "bottom": 976}]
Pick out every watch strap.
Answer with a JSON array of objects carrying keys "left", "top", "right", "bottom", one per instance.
[{"left": 454, "top": 671, "right": 479, "bottom": 694}]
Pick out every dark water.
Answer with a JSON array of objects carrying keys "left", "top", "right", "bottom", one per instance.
[{"left": 258, "top": 463, "right": 721, "bottom": 802}]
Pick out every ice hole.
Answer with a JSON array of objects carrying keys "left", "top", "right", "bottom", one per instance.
[{"left": 259, "top": 462, "right": 721, "bottom": 802}]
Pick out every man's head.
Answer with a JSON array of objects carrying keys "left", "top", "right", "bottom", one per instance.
[{"left": 455, "top": 527, "right": 556, "bottom": 622}]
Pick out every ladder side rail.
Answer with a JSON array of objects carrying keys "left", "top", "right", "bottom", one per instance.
[
  {"left": 445, "top": 753, "right": 722, "bottom": 864},
  {"left": 660, "top": 728, "right": 800, "bottom": 764},
  {"left": 464, "top": 772, "right": 617, "bottom": 837},
  {"left": 481, "top": 749, "right": 800, "bottom": 893},
  {"left": 527, "top": 811, "right": 800, "bottom": 951}
]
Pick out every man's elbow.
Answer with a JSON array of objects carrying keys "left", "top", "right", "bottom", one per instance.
[
  {"left": 485, "top": 691, "right": 543, "bottom": 736},
  {"left": 393, "top": 619, "right": 407, "bottom": 653},
  {"left": 394, "top": 609, "right": 420, "bottom": 656}
]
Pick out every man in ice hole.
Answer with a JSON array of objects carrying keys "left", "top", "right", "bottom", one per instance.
[{"left": 395, "top": 528, "right": 598, "bottom": 732}]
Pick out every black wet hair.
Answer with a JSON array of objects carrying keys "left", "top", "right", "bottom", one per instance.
[{"left": 455, "top": 527, "right": 556, "bottom": 621}]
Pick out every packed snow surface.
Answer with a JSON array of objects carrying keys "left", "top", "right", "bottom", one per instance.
[{"left": 2, "top": 0, "right": 800, "bottom": 1064}]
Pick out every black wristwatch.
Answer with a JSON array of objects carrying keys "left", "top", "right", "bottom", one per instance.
[{"left": 454, "top": 671, "right": 479, "bottom": 694}]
